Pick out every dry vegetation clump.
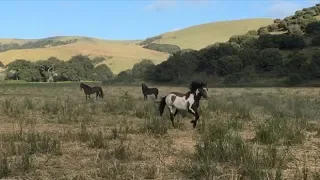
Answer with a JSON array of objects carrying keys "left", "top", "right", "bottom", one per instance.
[{"left": 0, "top": 84, "right": 319, "bottom": 179}]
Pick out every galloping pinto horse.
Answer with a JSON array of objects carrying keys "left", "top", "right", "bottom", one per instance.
[
  {"left": 141, "top": 83, "right": 159, "bottom": 100},
  {"left": 80, "top": 83, "right": 104, "bottom": 99},
  {"left": 159, "top": 81, "right": 208, "bottom": 128}
]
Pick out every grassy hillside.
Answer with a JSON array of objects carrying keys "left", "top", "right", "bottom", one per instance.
[
  {"left": 0, "top": 37, "right": 169, "bottom": 74},
  {"left": 0, "top": 18, "right": 274, "bottom": 74},
  {"left": 145, "top": 18, "right": 274, "bottom": 50}
]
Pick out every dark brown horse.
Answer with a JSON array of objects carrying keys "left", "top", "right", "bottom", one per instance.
[
  {"left": 142, "top": 83, "right": 159, "bottom": 100},
  {"left": 80, "top": 83, "right": 104, "bottom": 99}
]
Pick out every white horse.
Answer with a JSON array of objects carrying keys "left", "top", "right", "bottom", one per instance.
[{"left": 158, "top": 81, "right": 208, "bottom": 128}]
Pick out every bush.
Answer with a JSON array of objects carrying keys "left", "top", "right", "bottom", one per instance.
[
  {"left": 138, "top": 35, "right": 162, "bottom": 46},
  {"left": 224, "top": 74, "right": 240, "bottom": 84},
  {"left": 143, "top": 43, "right": 181, "bottom": 54},
  {"left": 311, "top": 35, "right": 320, "bottom": 46},
  {"left": 285, "top": 73, "right": 303, "bottom": 86},
  {"left": 306, "top": 21, "right": 320, "bottom": 34}
]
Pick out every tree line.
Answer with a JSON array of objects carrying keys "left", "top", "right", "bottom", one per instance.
[
  {"left": 2, "top": 55, "right": 113, "bottom": 82},
  {"left": 0, "top": 39, "right": 77, "bottom": 52},
  {"left": 112, "top": 15, "right": 320, "bottom": 86}
]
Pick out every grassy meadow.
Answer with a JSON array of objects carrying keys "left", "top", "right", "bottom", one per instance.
[{"left": 0, "top": 83, "right": 319, "bottom": 179}]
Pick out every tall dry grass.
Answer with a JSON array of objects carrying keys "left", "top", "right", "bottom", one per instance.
[{"left": 0, "top": 84, "right": 319, "bottom": 179}]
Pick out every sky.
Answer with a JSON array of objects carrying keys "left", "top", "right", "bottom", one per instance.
[{"left": 0, "top": 0, "right": 319, "bottom": 40}]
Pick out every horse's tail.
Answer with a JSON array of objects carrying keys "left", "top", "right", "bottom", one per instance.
[
  {"left": 159, "top": 96, "right": 167, "bottom": 116},
  {"left": 100, "top": 88, "right": 104, "bottom": 98}
]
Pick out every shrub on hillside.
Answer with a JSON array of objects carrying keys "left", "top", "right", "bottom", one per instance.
[
  {"left": 285, "top": 73, "right": 303, "bottom": 86},
  {"left": 257, "top": 48, "right": 283, "bottom": 73},
  {"left": 131, "top": 59, "right": 156, "bottom": 80},
  {"left": 138, "top": 35, "right": 162, "bottom": 46},
  {"left": 246, "top": 30, "right": 258, "bottom": 36},
  {"left": 223, "top": 74, "right": 240, "bottom": 84},
  {"left": 311, "top": 35, "right": 320, "bottom": 46},
  {"left": 143, "top": 43, "right": 181, "bottom": 54},
  {"left": 288, "top": 24, "right": 303, "bottom": 36},
  {"left": 94, "top": 64, "right": 113, "bottom": 81},
  {"left": 306, "top": 21, "right": 320, "bottom": 34}
]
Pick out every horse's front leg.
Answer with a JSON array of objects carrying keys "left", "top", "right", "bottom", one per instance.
[
  {"left": 187, "top": 103, "right": 199, "bottom": 128},
  {"left": 168, "top": 106, "right": 176, "bottom": 127},
  {"left": 191, "top": 109, "right": 200, "bottom": 128}
]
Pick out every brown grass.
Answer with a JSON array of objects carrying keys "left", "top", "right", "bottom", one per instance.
[
  {"left": 0, "top": 84, "right": 319, "bottom": 179},
  {"left": 0, "top": 40, "right": 169, "bottom": 74},
  {"left": 0, "top": 18, "right": 275, "bottom": 74},
  {"left": 154, "top": 18, "right": 274, "bottom": 50}
]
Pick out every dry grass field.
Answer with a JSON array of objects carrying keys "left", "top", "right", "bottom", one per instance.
[
  {"left": 0, "top": 83, "right": 319, "bottom": 179},
  {"left": 154, "top": 18, "right": 273, "bottom": 50}
]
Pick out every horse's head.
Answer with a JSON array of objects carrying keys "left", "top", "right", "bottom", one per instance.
[
  {"left": 142, "top": 83, "right": 146, "bottom": 89},
  {"left": 196, "top": 82, "right": 208, "bottom": 99},
  {"left": 80, "top": 83, "right": 84, "bottom": 90}
]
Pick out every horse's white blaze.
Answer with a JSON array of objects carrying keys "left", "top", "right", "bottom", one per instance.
[{"left": 165, "top": 93, "right": 195, "bottom": 113}]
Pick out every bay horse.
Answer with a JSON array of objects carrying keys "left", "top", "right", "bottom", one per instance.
[
  {"left": 80, "top": 83, "right": 104, "bottom": 99},
  {"left": 158, "top": 81, "right": 208, "bottom": 128},
  {"left": 142, "top": 83, "right": 159, "bottom": 100}
]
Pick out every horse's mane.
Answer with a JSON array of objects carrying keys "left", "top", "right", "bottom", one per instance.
[
  {"left": 80, "top": 83, "right": 91, "bottom": 88},
  {"left": 189, "top": 81, "right": 206, "bottom": 93}
]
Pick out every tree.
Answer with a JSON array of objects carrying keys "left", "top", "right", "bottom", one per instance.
[
  {"left": 238, "top": 48, "right": 259, "bottom": 67},
  {"left": 285, "top": 52, "right": 309, "bottom": 77},
  {"left": 246, "top": 30, "right": 258, "bottom": 36},
  {"left": 306, "top": 21, "right": 320, "bottom": 34},
  {"left": 258, "top": 27, "right": 269, "bottom": 35},
  {"left": 92, "top": 56, "right": 105, "bottom": 65},
  {"left": 217, "top": 55, "right": 243, "bottom": 76},
  {"left": 66, "top": 54, "right": 95, "bottom": 81},
  {"left": 257, "top": 48, "right": 283, "bottom": 73},
  {"left": 6, "top": 59, "right": 35, "bottom": 81},
  {"left": 94, "top": 64, "right": 113, "bottom": 81},
  {"left": 288, "top": 24, "right": 303, "bottom": 36},
  {"left": 311, "top": 35, "right": 320, "bottom": 46},
  {"left": 131, "top": 59, "right": 155, "bottom": 79},
  {"left": 229, "top": 35, "right": 258, "bottom": 49}
]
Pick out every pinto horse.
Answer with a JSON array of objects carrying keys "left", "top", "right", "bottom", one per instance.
[
  {"left": 141, "top": 83, "right": 159, "bottom": 100},
  {"left": 80, "top": 83, "right": 104, "bottom": 99},
  {"left": 158, "top": 81, "right": 208, "bottom": 128}
]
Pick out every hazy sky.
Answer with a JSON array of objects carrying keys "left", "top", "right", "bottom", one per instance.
[{"left": 0, "top": 0, "right": 318, "bottom": 40}]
